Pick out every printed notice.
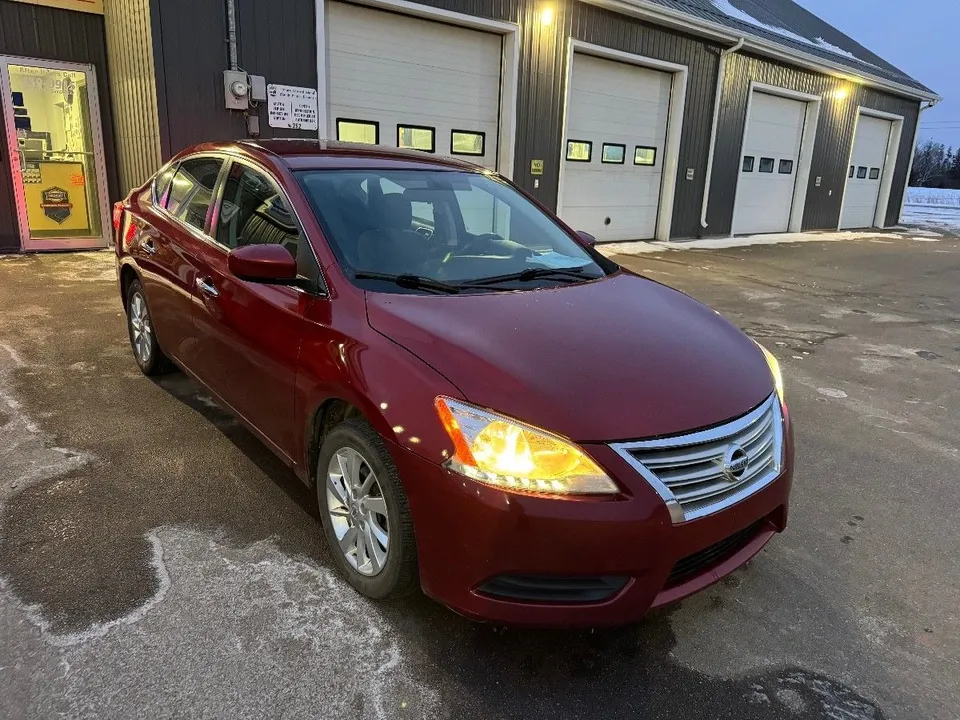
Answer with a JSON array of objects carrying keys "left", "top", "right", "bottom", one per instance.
[{"left": 266, "top": 84, "right": 319, "bottom": 131}]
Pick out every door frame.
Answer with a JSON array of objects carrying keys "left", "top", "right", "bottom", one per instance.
[
  {"left": 837, "top": 107, "right": 904, "bottom": 230},
  {"left": 556, "top": 40, "right": 688, "bottom": 243},
  {"left": 0, "top": 55, "right": 112, "bottom": 252},
  {"left": 731, "top": 82, "right": 822, "bottom": 236}
]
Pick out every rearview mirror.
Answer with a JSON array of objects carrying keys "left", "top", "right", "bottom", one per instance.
[
  {"left": 228, "top": 244, "right": 298, "bottom": 284},
  {"left": 576, "top": 230, "right": 597, "bottom": 247}
]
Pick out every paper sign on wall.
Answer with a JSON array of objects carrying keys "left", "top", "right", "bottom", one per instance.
[{"left": 266, "top": 84, "right": 319, "bottom": 131}]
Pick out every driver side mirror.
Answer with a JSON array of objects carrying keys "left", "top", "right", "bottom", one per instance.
[
  {"left": 228, "top": 244, "right": 298, "bottom": 284},
  {"left": 576, "top": 230, "right": 597, "bottom": 247}
]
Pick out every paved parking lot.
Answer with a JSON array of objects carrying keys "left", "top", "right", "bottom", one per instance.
[{"left": 1, "top": 230, "right": 958, "bottom": 720}]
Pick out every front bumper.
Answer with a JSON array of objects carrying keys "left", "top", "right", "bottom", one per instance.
[{"left": 391, "top": 413, "right": 794, "bottom": 628}]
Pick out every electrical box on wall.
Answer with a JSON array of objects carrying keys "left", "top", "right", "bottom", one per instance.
[
  {"left": 224, "top": 70, "right": 249, "bottom": 110},
  {"left": 249, "top": 75, "right": 267, "bottom": 103}
]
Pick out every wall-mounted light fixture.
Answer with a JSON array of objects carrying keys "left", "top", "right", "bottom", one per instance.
[{"left": 830, "top": 87, "right": 850, "bottom": 101}]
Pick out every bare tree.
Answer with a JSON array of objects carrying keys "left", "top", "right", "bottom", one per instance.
[{"left": 910, "top": 140, "right": 948, "bottom": 187}]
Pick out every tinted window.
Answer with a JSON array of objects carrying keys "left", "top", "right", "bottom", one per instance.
[
  {"left": 778, "top": 159, "right": 794, "bottom": 175},
  {"left": 742, "top": 156, "right": 755, "bottom": 172},
  {"left": 869, "top": 167, "right": 881, "bottom": 180},
  {"left": 216, "top": 163, "right": 301, "bottom": 258},
  {"left": 759, "top": 158, "right": 775, "bottom": 173},
  {"left": 296, "top": 169, "right": 607, "bottom": 289},
  {"left": 166, "top": 157, "right": 224, "bottom": 231},
  {"left": 857, "top": 166, "right": 868, "bottom": 179}
]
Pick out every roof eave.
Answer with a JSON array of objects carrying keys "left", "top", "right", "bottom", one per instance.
[{"left": 586, "top": 0, "right": 941, "bottom": 103}]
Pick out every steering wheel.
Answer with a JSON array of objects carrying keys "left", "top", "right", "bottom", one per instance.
[{"left": 415, "top": 226, "right": 434, "bottom": 239}]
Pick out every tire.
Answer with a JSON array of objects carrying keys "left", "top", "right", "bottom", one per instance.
[
  {"left": 126, "top": 278, "right": 169, "bottom": 376},
  {"left": 316, "top": 417, "right": 419, "bottom": 600}
]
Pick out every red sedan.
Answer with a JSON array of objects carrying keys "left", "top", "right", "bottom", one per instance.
[{"left": 114, "top": 140, "right": 793, "bottom": 627}]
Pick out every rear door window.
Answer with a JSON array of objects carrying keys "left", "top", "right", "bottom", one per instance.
[
  {"left": 166, "top": 157, "right": 225, "bottom": 231},
  {"left": 153, "top": 164, "right": 178, "bottom": 207}
]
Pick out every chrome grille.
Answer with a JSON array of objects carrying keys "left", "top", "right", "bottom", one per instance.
[{"left": 610, "top": 394, "right": 784, "bottom": 523}]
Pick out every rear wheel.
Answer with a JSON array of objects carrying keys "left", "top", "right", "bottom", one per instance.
[
  {"left": 126, "top": 278, "right": 169, "bottom": 376},
  {"left": 316, "top": 417, "right": 418, "bottom": 599}
]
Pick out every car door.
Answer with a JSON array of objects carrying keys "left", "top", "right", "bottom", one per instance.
[
  {"left": 133, "top": 156, "right": 225, "bottom": 368},
  {"left": 190, "top": 159, "right": 313, "bottom": 461}
]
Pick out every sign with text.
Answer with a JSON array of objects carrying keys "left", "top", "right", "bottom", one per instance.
[
  {"left": 10, "top": 0, "right": 103, "bottom": 14},
  {"left": 266, "top": 84, "right": 319, "bottom": 132}
]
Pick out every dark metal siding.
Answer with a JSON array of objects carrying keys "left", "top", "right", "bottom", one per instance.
[
  {"left": 706, "top": 51, "right": 921, "bottom": 235},
  {"left": 151, "top": 0, "right": 318, "bottom": 160},
  {"left": 570, "top": 3, "right": 720, "bottom": 238},
  {"left": 0, "top": 0, "right": 118, "bottom": 252}
]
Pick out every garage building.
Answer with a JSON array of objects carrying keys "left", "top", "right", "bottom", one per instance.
[{"left": 0, "top": 0, "right": 938, "bottom": 253}]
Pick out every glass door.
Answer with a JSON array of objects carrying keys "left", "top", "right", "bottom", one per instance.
[{"left": 0, "top": 57, "right": 110, "bottom": 251}]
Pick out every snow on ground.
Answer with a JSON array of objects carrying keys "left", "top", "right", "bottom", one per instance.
[
  {"left": 901, "top": 205, "right": 960, "bottom": 231},
  {"left": 905, "top": 187, "right": 960, "bottom": 207},
  {"left": 599, "top": 229, "right": 944, "bottom": 257},
  {"left": 708, "top": 0, "right": 866, "bottom": 63}
]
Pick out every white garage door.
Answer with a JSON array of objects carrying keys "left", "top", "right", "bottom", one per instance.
[
  {"left": 733, "top": 92, "right": 807, "bottom": 235},
  {"left": 840, "top": 115, "right": 892, "bottom": 229},
  {"left": 560, "top": 54, "right": 672, "bottom": 242},
  {"left": 327, "top": 2, "right": 501, "bottom": 170}
]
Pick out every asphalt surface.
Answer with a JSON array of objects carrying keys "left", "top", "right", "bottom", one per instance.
[{"left": 0, "top": 228, "right": 958, "bottom": 719}]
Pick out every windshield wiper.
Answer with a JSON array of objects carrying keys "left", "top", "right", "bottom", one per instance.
[
  {"left": 353, "top": 271, "right": 462, "bottom": 294},
  {"left": 461, "top": 266, "right": 592, "bottom": 287}
]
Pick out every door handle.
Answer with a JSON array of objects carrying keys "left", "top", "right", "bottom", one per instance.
[
  {"left": 196, "top": 277, "right": 219, "bottom": 298},
  {"left": 142, "top": 238, "right": 157, "bottom": 255}
]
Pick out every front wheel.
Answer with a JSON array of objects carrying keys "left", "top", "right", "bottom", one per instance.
[
  {"left": 126, "top": 278, "right": 169, "bottom": 376},
  {"left": 316, "top": 417, "right": 418, "bottom": 600}
]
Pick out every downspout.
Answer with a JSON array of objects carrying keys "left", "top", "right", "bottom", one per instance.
[
  {"left": 898, "top": 98, "right": 941, "bottom": 222},
  {"left": 226, "top": 0, "right": 239, "bottom": 71},
  {"left": 700, "top": 37, "right": 745, "bottom": 231}
]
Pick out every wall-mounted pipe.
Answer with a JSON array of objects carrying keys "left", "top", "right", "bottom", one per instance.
[
  {"left": 700, "top": 37, "right": 745, "bottom": 231},
  {"left": 226, "top": 0, "right": 239, "bottom": 71}
]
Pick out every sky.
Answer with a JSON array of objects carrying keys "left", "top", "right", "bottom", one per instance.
[{"left": 794, "top": 0, "right": 959, "bottom": 150}]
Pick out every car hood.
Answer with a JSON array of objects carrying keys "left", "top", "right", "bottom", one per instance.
[{"left": 365, "top": 272, "right": 774, "bottom": 442}]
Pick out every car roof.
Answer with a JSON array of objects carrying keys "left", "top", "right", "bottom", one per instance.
[{"left": 233, "top": 138, "right": 488, "bottom": 172}]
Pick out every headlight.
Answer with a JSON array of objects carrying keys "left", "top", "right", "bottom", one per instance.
[
  {"left": 434, "top": 397, "right": 619, "bottom": 496},
  {"left": 758, "top": 343, "right": 785, "bottom": 402}
]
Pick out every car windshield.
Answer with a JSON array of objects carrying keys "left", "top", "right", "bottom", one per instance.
[{"left": 295, "top": 169, "right": 611, "bottom": 291}]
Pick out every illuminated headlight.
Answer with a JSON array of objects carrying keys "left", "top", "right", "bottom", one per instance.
[
  {"left": 434, "top": 397, "right": 618, "bottom": 496},
  {"left": 758, "top": 343, "right": 785, "bottom": 403}
]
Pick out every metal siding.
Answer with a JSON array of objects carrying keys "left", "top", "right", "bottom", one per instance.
[
  {"left": 151, "top": 0, "right": 317, "bottom": 160},
  {"left": 0, "top": 0, "right": 119, "bottom": 252},
  {"left": 569, "top": 3, "right": 720, "bottom": 238},
  {"left": 707, "top": 52, "right": 920, "bottom": 235},
  {"left": 104, "top": 0, "right": 163, "bottom": 195}
]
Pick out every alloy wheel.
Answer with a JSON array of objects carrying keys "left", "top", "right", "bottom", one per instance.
[
  {"left": 129, "top": 292, "right": 153, "bottom": 366},
  {"left": 326, "top": 447, "right": 390, "bottom": 576}
]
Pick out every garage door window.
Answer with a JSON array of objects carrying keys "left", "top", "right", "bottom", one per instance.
[
  {"left": 778, "top": 160, "right": 794, "bottom": 175},
  {"left": 742, "top": 156, "right": 755, "bottom": 173},
  {"left": 869, "top": 167, "right": 881, "bottom": 180},
  {"left": 337, "top": 119, "right": 379, "bottom": 145},
  {"left": 849, "top": 165, "right": 855, "bottom": 178},
  {"left": 398, "top": 125, "right": 435, "bottom": 153},
  {"left": 759, "top": 158, "right": 775, "bottom": 174},
  {"left": 635, "top": 146, "right": 657, "bottom": 166},
  {"left": 601, "top": 144, "right": 626, "bottom": 164},
  {"left": 857, "top": 166, "right": 868, "bottom": 179},
  {"left": 451, "top": 130, "right": 485, "bottom": 157},
  {"left": 566, "top": 140, "right": 592, "bottom": 162}
]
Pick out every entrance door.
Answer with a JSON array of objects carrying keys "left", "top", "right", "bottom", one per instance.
[{"left": 0, "top": 57, "right": 110, "bottom": 251}]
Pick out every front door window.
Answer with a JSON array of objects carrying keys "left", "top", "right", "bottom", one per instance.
[{"left": 1, "top": 59, "right": 108, "bottom": 250}]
